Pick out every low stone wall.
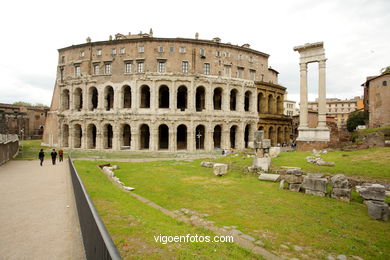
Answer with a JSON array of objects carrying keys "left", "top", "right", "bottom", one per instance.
[{"left": 0, "top": 134, "right": 19, "bottom": 165}]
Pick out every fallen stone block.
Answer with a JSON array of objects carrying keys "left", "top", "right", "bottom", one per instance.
[
  {"left": 258, "top": 174, "right": 280, "bottom": 182},
  {"left": 302, "top": 176, "right": 328, "bottom": 193},
  {"left": 366, "top": 200, "right": 389, "bottom": 221},
  {"left": 289, "top": 183, "right": 301, "bottom": 192},
  {"left": 331, "top": 188, "right": 351, "bottom": 202},
  {"left": 284, "top": 174, "right": 304, "bottom": 184},
  {"left": 316, "top": 160, "right": 335, "bottom": 166},
  {"left": 305, "top": 189, "right": 326, "bottom": 197},
  {"left": 307, "top": 173, "right": 324, "bottom": 178},
  {"left": 269, "top": 147, "right": 281, "bottom": 158},
  {"left": 253, "top": 157, "right": 271, "bottom": 172},
  {"left": 330, "top": 174, "right": 349, "bottom": 189},
  {"left": 112, "top": 165, "right": 120, "bottom": 170},
  {"left": 123, "top": 186, "right": 135, "bottom": 191},
  {"left": 278, "top": 166, "right": 302, "bottom": 175},
  {"left": 279, "top": 179, "right": 286, "bottom": 189},
  {"left": 356, "top": 183, "right": 386, "bottom": 201},
  {"left": 201, "top": 161, "right": 214, "bottom": 168},
  {"left": 213, "top": 163, "right": 228, "bottom": 176}
]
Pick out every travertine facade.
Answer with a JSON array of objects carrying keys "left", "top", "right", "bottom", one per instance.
[{"left": 43, "top": 31, "right": 282, "bottom": 151}]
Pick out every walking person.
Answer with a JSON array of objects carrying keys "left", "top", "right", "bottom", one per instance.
[
  {"left": 51, "top": 149, "right": 57, "bottom": 165},
  {"left": 38, "top": 149, "right": 45, "bottom": 166},
  {"left": 58, "top": 149, "right": 64, "bottom": 162}
]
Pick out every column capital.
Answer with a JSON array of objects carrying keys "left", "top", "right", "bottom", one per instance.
[
  {"left": 299, "top": 62, "right": 307, "bottom": 71},
  {"left": 319, "top": 59, "right": 327, "bottom": 68}
]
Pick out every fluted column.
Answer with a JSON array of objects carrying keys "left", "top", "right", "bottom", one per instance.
[
  {"left": 299, "top": 63, "right": 308, "bottom": 128},
  {"left": 318, "top": 60, "right": 327, "bottom": 128}
]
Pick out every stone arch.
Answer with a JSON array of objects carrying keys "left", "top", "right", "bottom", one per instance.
[
  {"left": 122, "top": 85, "right": 131, "bottom": 108},
  {"left": 268, "top": 94, "right": 275, "bottom": 114},
  {"left": 244, "top": 124, "right": 250, "bottom": 148},
  {"left": 73, "top": 124, "right": 82, "bottom": 148},
  {"left": 140, "top": 124, "right": 150, "bottom": 149},
  {"left": 62, "top": 89, "right": 70, "bottom": 110},
  {"left": 213, "top": 87, "right": 223, "bottom": 110},
  {"left": 86, "top": 124, "right": 97, "bottom": 149},
  {"left": 284, "top": 126, "right": 289, "bottom": 144},
  {"left": 103, "top": 123, "right": 113, "bottom": 149},
  {"left": 213, "top": 125, "right": 222, "bottom": 149},
  {"left": 230, "top": 89, "right": 237, "bottom": 111},
  {"left": 121, "top": 124, "right": 131, "bottom": 148},
  {"left": 177, "top": 85, "right": 187, "bottom": 111},
  {"left": 104, "top": 86, "right": 114, "bottom": 111},
  {"left": 159, "top": 85, "right": 170, "bottom": 108},
  {"left": 277, "top": 126, "right": 283, "bottom": 145},
  {"left": 257, "top": 92, "right": 266, "bottom": 113},
  {"left": 62, "top": 124, "right": 69, "bottom": 147},
  {"left": 244, "top": 91, "right": 252, "bottom": 112},
  {"left": 158, "top": 124, "right": 169, "bottom": 149},
  {"left": 269, "top": 126, "right": 275, "bottom": 146},
  {"left": 277, "top": 96, "right": 283, "bottom": 115},
  {"left": 73, "top": 87, "right": 83, "bottom": 111},
  {"left": 177, "top": 124, "right": 187, "bottom": 150},
  {"left": 88, "top": 87, "right": 98, "bottom": 111},
  {"left": 230, "top": 125, "right": 238, "bottom": 149},
  {"left": 140, "top": 85, "right": 150, "bottom": 108},
  {"left": 195, "top": 125, "right": 205, "bottom": 149},
  {"left": 196, "top": 86, "right": 205, "bottom": 111}
]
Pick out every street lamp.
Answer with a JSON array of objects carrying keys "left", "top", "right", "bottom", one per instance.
[{"left": 196, "top": 131, "right": 202, "bottom": 150}]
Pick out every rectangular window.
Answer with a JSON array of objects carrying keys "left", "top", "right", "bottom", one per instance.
[
  {"left": 179, "top": 47, "right": 186, "bottom": 53},
  {"left": 120, "top": 48, "right": 126, "bottom": 54},
  {"left": 138, "top": 46, "right": 144, "bottom": 53},
  {"left": 97, "top": 49, "right": 102, "bottom": 56},
  {"left": 249, "top": 56, "right": 253, "bottom": 63},
  {"left": 125, "top": 63, "right": 132, "bottom": 73},
  {"left": 75, "top": 65, "right": 81, "bottom": 77},
  {"left": 216, "top": 51, "right": 221, "bottom": 57},
  {"left": 61, "top": 56, "right": 65, "bottom": 63},
  {"left": 80, "top": 51, "right": 85, "bottom": 57},
  {"left": 169, "top": 46, "right": 174, "bottom": 52},
  {"left": 158, "top": 61, "right": 166, "bottom": 73},
  {"left": 111, "top": 48, "right": 116, "bottom": 55},
  {"left": 250, "top": 69, "right": 256, "bottom": 80},
  {"left": 204, "top": 63, "right": 210, "bottom": 75},
  {"left": 137, "top": 62, "right": 144, "bottom": 73},
  {"left": 200, "top": 48, "right": 205, "bottom": 56},
  {"left": 94, "top": 64, "right": 99, "bottom": 75},
  {"left": 104, "top": 63, "right": 111, "bottom": 74},
  {"left": 158, "top": 46, "right": 164, "bottom": 52},
  {"left": 237, "top": 67, "right": 244, "bottom": 78},
  {"left": 224, "top": 65, "right": 231, "bottom": 77},
  {"left": 60, "top": 67, "right": 64, "bottom": 82},
  {"left": 182, "top": 61, "right": 189, "bottom": 73}
]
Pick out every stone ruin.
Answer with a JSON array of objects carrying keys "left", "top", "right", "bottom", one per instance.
[
  {"left": 249, "top": 130, "right": 272, "bottom": 172},
  {"left": 201, "top": 161, "right": 228, "bottom": 177},
  {"left": 330, "top": 174, "right": 351, "bottom": 202},
  {"left": 356, "top": 183, "right": 389, "bottom": 221},
  {"left": 306, "top": 149, "right": 335, "bottom": 166}
]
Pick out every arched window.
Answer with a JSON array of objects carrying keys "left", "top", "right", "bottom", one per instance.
[
  {"left": 195, "top": 125, "right": 205, "bottom": 149},
  {"left": 104, "top": 86, "right": 114, "bottom": 111},
  {"left": 213, "top": 88, "right": 222, "bottom": 110},
  {"left": 177, "top": 86, "right": 187, "bottom": 111},
  {"left": 230, "top": 125, "right": 237, "bottom": 148},
  {"left": 213, "top": 125, "right": 222, "bottom": 149},
  {"left": 140, "top": 85, "right": 150, "bottom": 108},
  {"left": 62, "top": 124, "right": 69, "bottom": 147},
  {"left": 73, "top": 88, "right": 83, "bottom": 111},
  {"left": 177, "top": 124, "right": 187, "bottom": 150},
  {"left": 244, "top": 91, "right": 251, "bottom": 112},
  {"left": 159, "top": 85, "right": 170, "bottom": 108},
  {"left": 140, "top": 124, "right": 150, "bottom": 149},
  {"left": 62, "top": 89, "right": 70, "bottom": 110},
  {"left": 121, "top": 124, "right": 131, "bottom": 148},
  {"left": 244, "top": 125, "right": 250, "bottom": 148},
  {"left": 268, "top": 94, "right": 274, "bottom": 114},
  {"left": 123, "top": 86, "right": 131, "bottom": 108},
  {"left": 158, "top": 124, "right": 169, "bottom": 149},
  {"left": 87, "top": 124, "right": 97, "bottom": 149},
  {"left": 88, "top": 87, "right": 98, "bottom": 111},
  {"left": 230, "top": 89, "right": 237, "bottom": 111},
  {"left": 103, "top": 124, "right": 113, "bottom": 149},
  {"left": 73, "top": 124, "right": 82, "bottom": 148},
  {"left": 196, "top": 86, "right": 205, "bottom": 111}
]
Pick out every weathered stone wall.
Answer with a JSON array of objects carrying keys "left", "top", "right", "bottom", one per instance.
[
  {"left": 0, "top": 134, "right": 19, "bottom": 165},
  {"left": 367, "top": 74, "right": 390, "bottom": 128}
]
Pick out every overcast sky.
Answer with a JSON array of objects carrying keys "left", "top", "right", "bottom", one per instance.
[{"left": 0, "top": 0, "right": 389, "bottom": 106}]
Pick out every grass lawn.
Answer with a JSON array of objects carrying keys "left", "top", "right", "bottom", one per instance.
[
  {"left": 271, "top": 147, "right": 390, "bottom": 182},
  {"left": 74, "top": 161, "right": 262, "bottom": 260},
  {"left": 75, "top": 158, "right": 390, "bottom": 260}
]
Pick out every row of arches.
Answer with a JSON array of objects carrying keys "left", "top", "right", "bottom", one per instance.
[
  {"left": 257, "top": 92, "right": 284, "bottom": 114},
  {"left": 61, "top": 123, "right": 254, "bottom": 151},
  {"left": 61, "top": 84, "right": 258, "bottom": 112},
  {"left": 258, "top": 125, "right": 291, "bottom": 145}
]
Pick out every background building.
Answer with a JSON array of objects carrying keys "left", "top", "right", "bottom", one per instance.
[
  {"left": 43, "top": 31, "right": 286, "bottom": 151},
  {"left": 307, "top": 97, "right": 363, "bottom": 128},
  {"left": 362, "top": 72, "right": 390, "bottom": 128},
  {"left": 284, "top": 99, "right": 298, "bottom": 117}
]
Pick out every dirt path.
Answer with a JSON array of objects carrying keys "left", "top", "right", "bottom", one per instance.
[{"left": 0, "top": 160, "right": 85, "bottom": 259}]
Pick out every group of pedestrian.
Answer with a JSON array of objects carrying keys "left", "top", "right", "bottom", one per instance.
[{"left": 38, "top": 148, "right": 64, "bottom": 166}]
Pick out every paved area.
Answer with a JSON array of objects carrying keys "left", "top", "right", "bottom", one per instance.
[{"left": 0, "top": 159, "right": 85, "bottom": 259}]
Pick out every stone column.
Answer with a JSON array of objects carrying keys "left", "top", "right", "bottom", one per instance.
[
  {"left": 205, "top": 125, "right": 213, "bottom": 151},
  {"left": 170, "top": 125, "right": 176, "bottom": 152},
  {"left": 96, "top": 124, "right": 103, "bottom": 150},
  {"left": 171, "top": 84, "right": 176, "bottom": 112},
  {"left": 221, "top": 125, "right": 229, "bottom": 150},
  {"left": 113, "top": 123, "right": 120, "bottom": 150},
  {"left": 69, "top": 125, "right": 74, "bottom": 148},
  {"left": 150, "top": 124, "right": 157, "bottom": 151},
  {"left": 81, "top": 123, "right": 87, "bottom": 149},
  {"left": 318, "top": 60, "right": 327, "bottom": 128},
  {"left": 188, "top": 123, "right": 195, "bottom": 151},
  {"left": 131, "top": 123, "right": 138, "bottom": 151},
  {"left": 299, "top": 63, "right": 308, "bottom": 128}
]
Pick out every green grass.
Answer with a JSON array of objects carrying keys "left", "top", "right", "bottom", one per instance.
[
  {"left": 15, "top": 140, "right": 49, "bottom": 160},
  {"left": 74, "top": 161, "right": 262, "bottom": 260},
  {"left": 271, "top": 148, "right": 390, "bottom": 182},
  {"left": 358, "top": 125, "right": 390, "bottom": 134},
  {"left": 75, "top": 159, "right": 390, "bottom": 260}
]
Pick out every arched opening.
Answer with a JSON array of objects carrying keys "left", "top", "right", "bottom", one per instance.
[
  {"left": 123, "top": 86, "right": 131, "bottom": 108},
  {"left": 140, "top": 85, "right": 150, "bottom": 108},
  {"left": 103, "top": 124, "right": 113, "bottom": 149},
  {"left": 284, "top": 127, "right": 289, "bottom": 145},
  {"left": 269, "top": 126, "right": 275, "bottom": 146},
  {"left": 196, "top": 86, "right": 205, "bottom": 111},
  {"left": 177, "top": 124, "right": 187, "bottom": 150},
  {"left": 213, "top": 125, "right": 222, "bottom": 149},
  {"left": 74, "top": 88, "right": 83, "bottom": 111},
  {"left": 230, "top": 89, "right": 237, "bottom": 111},
  {"left": 230, "top": 125, "right": 237, "bottom": 148},
  {"left": 177, "top": 86, "right": 187, "bottom": 111},
  {"left": 158, "top": 124, "right": 169, "bottom": 149},
  {"left": 268, "top": 94, "right": 274, "bottom": 114},
  {"left": 62, "top": 89, "right": 70, "bottom": 110},
  {"left": 88, "top": 87, "right": 98, "bottom": 111},
  {"left": 277, "top": 127, "right": 283, "bottom": 145},
  {"left": 244, "top": 91, "right": 251, "bottom": 112},
  {"left": 87, "top": 124, "right": 97, "bottom": 149},
  {"left": 213, "top": 88, "right": 222, "bottom": 110},
  {"left": 62, "top": 124, "right": 69, "bottom": 147},
  {"left": 159, "top": 85, "right": 170, "bottom": 108},
  {"left": 140, "top": 124, "right": 150, "bottom": 149},
  {"left": 104, "top": 86, "right": 114, "bottom": 111},
  {"left": 121, "top": 124, "right": 131, "bottom": 148},
  {"left": 277, "top": 96, "right": 283, "bottom": 115},
  {"left": 73, "top": 124, "right": 82, "bottom": 148},
  {"left": 195, "top": 125, "right": 205, "bottom": 150},
  {"left": 244, "top": 125, "right": 250, "bottom": 148}
]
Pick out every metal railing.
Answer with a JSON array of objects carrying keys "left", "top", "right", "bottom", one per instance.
[{"left": 68, "top": 157, "right": 121, "bottom": 260}]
